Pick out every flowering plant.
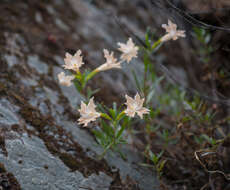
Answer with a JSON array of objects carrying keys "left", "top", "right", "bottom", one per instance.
[
  {"left": 77, "top": 93, "right": 149, "bottom": 158},
  {"left": 57, "top": 20, "right": 185, "bottom": 158},
  {"left": 58, "top": 38, "right": 138, "bottom": 95}
]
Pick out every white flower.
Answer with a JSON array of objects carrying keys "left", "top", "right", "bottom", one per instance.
[
  {"left": 117, "top": 38, "right": 139, "bottom": 63},
  {"left": 78, "top": 97, "right": 101, "bottom": 127},
  {"left": 96, "top": 49, "right": 121, "bottom": 72},
  {"left": 124, "top": 93, "right": 149, "bottom": 118},
  {"left": 63, "top": 50, "right": 84, "bottom": 71},
  {"left": 161, "top": 20, "right": 186, "bottom": 42},
  {"left": 57, "top": 72, "right": 75, "bottom": 87}
]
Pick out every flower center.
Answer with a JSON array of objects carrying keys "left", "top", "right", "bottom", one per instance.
[
  {"left": 83, "top": 112, "right": 95, "bottom": 119},
  {"left": 169, "top": 30, "right": 176, "bottom": 37},
  {"left": 131, "top": 103, "right": 138, "bottom": 110},
  {"left": 70, "top": 58, "right": 76, "bottom": 66}
]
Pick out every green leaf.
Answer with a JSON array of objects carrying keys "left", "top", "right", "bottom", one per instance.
[
  {"left": 201, "top": 134, "right": 216, "bottom": 145},
  {"left": 101, "top": 120, "right": 114, "bottom": 137},
  {"left": 109, "top": 109, "right": 116, "bottom": 120},
  {"left": 86, "top": 87, "right": 100, "bottom": 100},
  {"left": 132, "top": 70, "right": 142, "bottom": 92},
  {"left": 118, "top": 139, "right": 127, "bottom": 144},
  {"left": 116, "top": 111, "right": 125, "bottom": 122},
  {"left": 93, "top": 130, "right": 106, "bottom": 147},
  {"left": 181, "top": 116, "right": 191, "bottom": 122},
  {"left": 148, "top": 149, "right": 154, "bottom": 160},
  {"left": 85, "top": 69, "right": 97, "bottom": 82},
  {"left": 161, "top": 129, "right": 169, "bottom": 140},
  {"left": 73, "top": 80, "right": 82, "bottom": 92},
  {"left": 157, "top": 160, "right": 166, "bottom": 173},
  {"left": 152, "top": 154, "right": 158, "bottom": 165},
  {"left": 145, "top": 29, "right": 151, "bottom": 50},
  {"left": 116, "top": 124, "right": 126, "bottom": 140},
  {"left": 97, "top": 103, "right": 107, "bottom": 113},
  {"left": 117, "top": 149, "right": 127, "bottom": 160},
  {"left": 121, "top": 116, "right": 131, "bottom": 128},
  {"left": 146, "top": 88, "right": 155, "bottom": 104},
  {"left": 157, "top": 150, "right": 164, "bottom": 159},
  {"left": 113, "top": 102, "right": 117, "bottom": 114},
  {"left": 100, "top": 113, "right": 112, "bottom": 121}
]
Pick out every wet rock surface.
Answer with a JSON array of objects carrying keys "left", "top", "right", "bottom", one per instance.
[{"left": 0, "top": 0, "right": 161, "bottom": 189}]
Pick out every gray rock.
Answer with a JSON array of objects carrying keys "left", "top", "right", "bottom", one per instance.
[
  {"left": 62, "top": 121, "right": 159, "bottom": 190},
  {"left": 55, "top": 18, "right": 70, "bottom": 32},
  {"left": 79, "top": 172, "right": 112, "bottom": 190},
  {"left": 27, "top": 55, "right": 49, "bottom": 75},
  {"left": 0, "top": 134, "right": 112, "bottom": 190},
  {"left": 105, "top": 148, "right": 158, "bottom": 190},
  {"left": 4, "top": 32, "right": 29, "bottom": 54},
  {"left": 35, "top": 12, "right": 43, "bottom": 24},
  {"left": 4, "top": 54, "right": 19, "bottom": 67},
  {"left": 44, "top": 87, "right": 59, "bottom": 105},
  {"left": 53, "top": 55, "right": 64, "bottom": 66},
  {"left": 61, "top": 121, "right": 103, "bottom": 156},
  {"left": 21, "top": 78, "right": 38, "bottom": 87},
  {"left": 0, "top": 98, "right": 20, "bottom": 126},
  {"left": 46, "top": 5, "right": 56, "bottom": 15}
]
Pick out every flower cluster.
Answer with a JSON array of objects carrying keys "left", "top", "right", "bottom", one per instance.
[
  {"left": 57, "top": 38, "right": 139, "bottom": 87},
  {"left": 57, "top": 19, "right": 185, "bottom": 87},
  {"left": 54, "top": 20, "right": 187, "bottom": 157},
  {"left": 124, "top": 93, "right": 149, "bottom": 119},
  {"left": 78, "top": 97, "right": 101, "bottom": 127},
  {"left": 78, "top": 93, "right": 149, "bottom": 127},
  {"left": 161, "top": 19, "right": 186, "bottom": 42},
  {"left": 63, "top": 50, "right": 84, "bottom": 72},
  {"left": 118, "top": 38, "right": 139, "bottom": 63},
  {"left": 57, "top": 72, "right": 75, "bottom": 87},
  {"left": 96, "top": 49, "right": 121, "bottom": 72}
]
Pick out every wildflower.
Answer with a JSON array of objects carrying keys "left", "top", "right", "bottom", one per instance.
[
  {"left": 78, "top": 97, "right": 101, "bottom": 127},
  {"left": 63, "top": 50, "right": 84, "bottom": 72},
  {"left": 117, "top": 38, "right": 139, "bottom": 63},
  {"left": 124, "top": 93, "right": 149, "bottom": 118},
  {"left": 57, "top": 72, "right": 75, "bottom": 87},
  {"left": 161, "top": 19, "right": 186, "bottom": 42},
  {"left": 96, "top": 49, "right": 121, "bottom": 72}
]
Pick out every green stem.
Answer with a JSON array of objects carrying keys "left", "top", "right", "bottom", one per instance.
[
  {"left": 98, "top": 140, "right": 114, "bottom": 160},
  {"left": 116, "top": 111, "right": 125, "bottom": 122},
  {"left": 98, "top": 110, "right": 126, "bottom": 159},
  {"left": 151, "top": 39, "right": 162, "bottom": 50},
  {"left": 85, "top": 69, "right": 98, "bottom": 82},
  {"left": 76, "top": 69, "right": 81, "bottom": 75},
  {"left": 100, "top": 113, "right": 112, "bottom": 121},
  {"left": 143, "top": 54, "right": 148, "bottom": 104},
  {"left": 81, "top": 69, "right": 99, "bottom": 90},
  {"left": 75, "top": 72, "right": 82, "bottom": 80}
]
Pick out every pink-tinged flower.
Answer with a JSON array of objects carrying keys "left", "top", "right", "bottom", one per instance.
[
  {"left": 63, "top": 50, "right": 84, "bottom": 71},
  {"left": 124, "top": 93, "right": 149, "bottom": 118},
  {"left": 96, "top": 49, "right": 121, "bottom": 72},
  {"left": 161, "top": 20, "right": 186, "bottom": 42},
  {"left": 117, "top": 38, "right": 139, "bottom": 63},
  {"left": 78, "top": 97, "right": 101, "bottom": 127},
  {"left": 57, "top": 72, "right": 75, "bottom": 87}
]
